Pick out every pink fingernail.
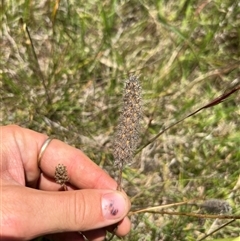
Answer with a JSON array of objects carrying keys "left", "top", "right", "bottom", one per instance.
[{"left": 102, "top": 192, "right": 126, "bottom": 220}]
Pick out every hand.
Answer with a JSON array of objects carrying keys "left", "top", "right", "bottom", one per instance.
[{"left": 0, "top": 125, "right": 131, "bottom": 241}]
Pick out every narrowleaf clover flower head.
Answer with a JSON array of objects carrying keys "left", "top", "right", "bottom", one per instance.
[{"left": 113, "top": 76, "right": 142, "bottom": 184}]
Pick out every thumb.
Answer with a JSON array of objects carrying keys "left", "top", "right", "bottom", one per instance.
[
  {"left": 4, "top": 186, "right": 130, "bottom": 239},
  {"left": 49, "top": 189, "right": 130, "bottom": 231}
]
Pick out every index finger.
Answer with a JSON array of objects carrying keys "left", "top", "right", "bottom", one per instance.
[
  {"left": 5, "top": 125, "right": 117, "bottom": 190},
  {"left": 40, "top": 138, "right": 117, "bottom": 190}
]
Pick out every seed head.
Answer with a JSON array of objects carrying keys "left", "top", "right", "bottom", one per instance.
[
  {"left": 200, "top": 199, "right": 232, "bottom": 214},
  {"left": 113, "top": 76, "right": 142, "bottom": 170},
  {"left": 55, "top": 164, "right": 69, "bottom": 188}
]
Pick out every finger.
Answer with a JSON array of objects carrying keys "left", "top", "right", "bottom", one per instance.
[
  {"left": 114, "top": 217, "right": 132, "bottom": 237},
  {"left": 5, "top": 125, "right": 117, "bottom": 190},
  {"left": 1, "top": 125, "right": 47, "bottom": 187},
  {"left": 38, "top": 175, "right": 131, "bottom": 238},
  {"left": 38, "top": 138, "right": 117, "bottom": 189},
  {"left": 106, "top": 217, "right": 131, "bottom": 237},
  {"left": 2, "top": 185, "right": 130, "bottom": 240},
  {"left": 2, "top": 125, "right": 132, "bottom": 237},
  {"left": 38, "top": 173, "right": 77, "bottom": 191}
]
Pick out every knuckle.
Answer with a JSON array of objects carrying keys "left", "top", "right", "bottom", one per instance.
[{"left": 66, "top": 191, "right": 89, "bottom": 231}]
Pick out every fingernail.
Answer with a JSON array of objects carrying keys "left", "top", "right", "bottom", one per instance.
[{"left": 102, "top": 192, "right": 127, "bottom": 220}]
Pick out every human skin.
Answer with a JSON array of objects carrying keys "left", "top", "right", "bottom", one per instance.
[{"left": 0, "top": 125, "right": 131, "bottom": 241}]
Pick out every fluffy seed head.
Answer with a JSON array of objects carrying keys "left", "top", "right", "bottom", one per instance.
[
  {"left": 113, "top": 75, "right": 142, "bottom": 169},
  {"left": 200, "top": 199, "right": 232, "bottom": 214}
]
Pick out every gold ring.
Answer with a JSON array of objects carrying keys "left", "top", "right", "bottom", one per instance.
[{"left": 38, "top": 138, "right": 53, "bottom": 169}]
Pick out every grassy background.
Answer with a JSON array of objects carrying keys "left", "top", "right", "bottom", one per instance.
[{"left": 1, "top": 0, "right": 240, "bottom": 240}]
